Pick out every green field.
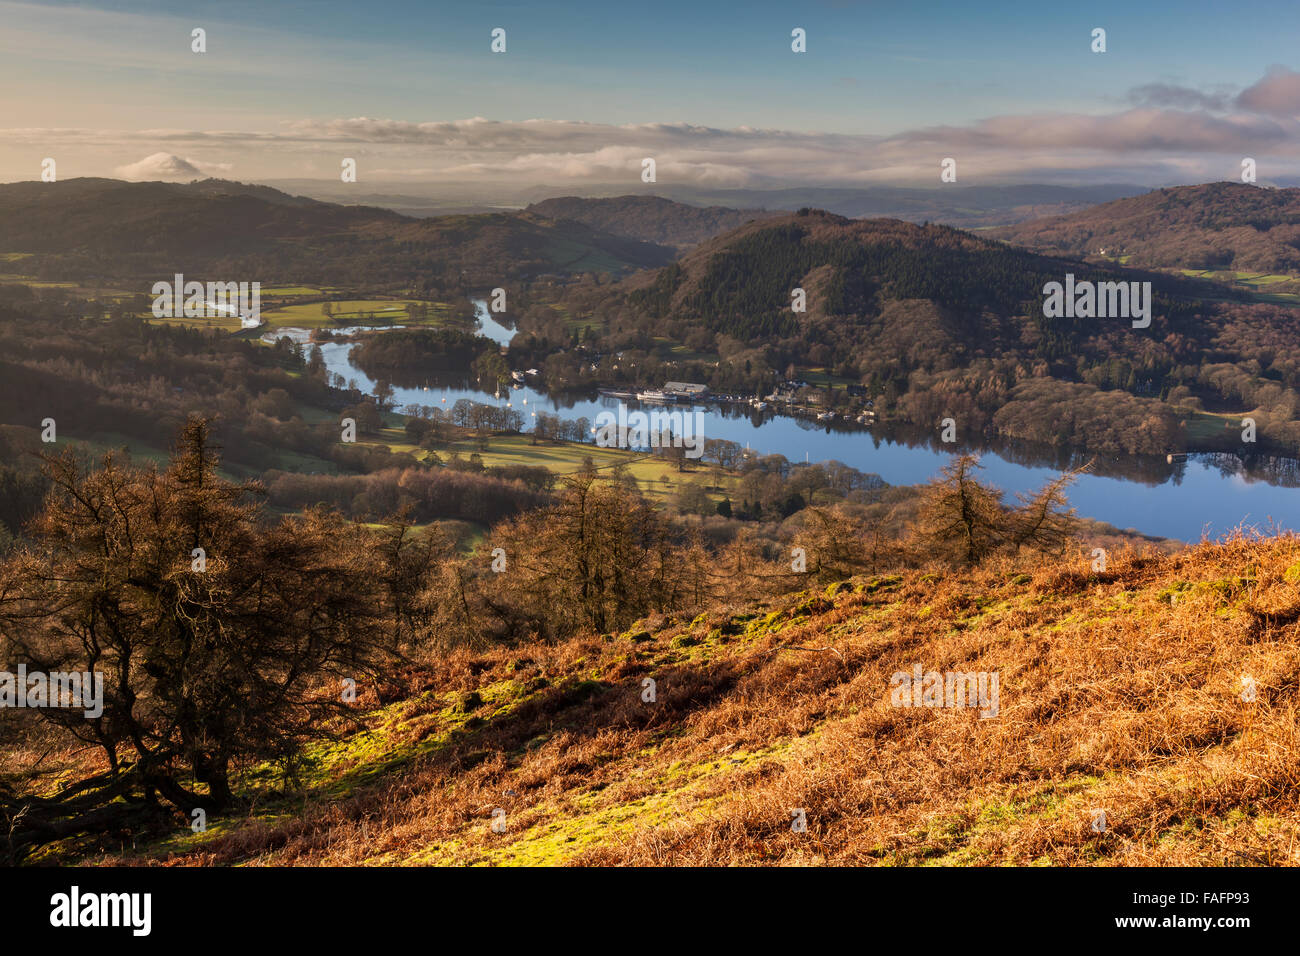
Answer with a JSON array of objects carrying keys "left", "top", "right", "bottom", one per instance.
[
  {"left": 652, "top": 336, "right": 718, "bottom": 363},
  {"left": 259, "top": 286, "right": 334, "bottom": 296},
  {"left": 355, "top": 430, "right": 737, "bottom": 506},
  {"left": 1178, "top": 268, "right": 1300, "bottom": 304},
  {"left": 260, "top": 299, "right": 412, "bottom": 328},
  {"left": 259, "top": 298, "right": 468, "bottom": 330},
  {"left": 548, "top": 302, "right": 598, "bottom": 334},
  {"left": 138, "top": 297, "right": 470, "bottom": 333},
  {"left": 1182, "top": 409, "right": 1258, "bottom": 442},
  {"left": 147, "top": 312, "right": 247, "bottom": 331},
  {"left": 0, "top": 276, "right": 482, "bottom": 332},
  {"left": 1180, "top": 269, "right": 1293, "bottom": 284},
  {"left": 802, "top": 367, "right": 857, "bottom": 387},
  {"left": 1098, "top": 256, "right": 1300, "bottom": 303}
]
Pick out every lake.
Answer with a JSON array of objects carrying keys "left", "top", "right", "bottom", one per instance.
[{"left": 265, "top": 300, "right": 1300, "bottom": 542}]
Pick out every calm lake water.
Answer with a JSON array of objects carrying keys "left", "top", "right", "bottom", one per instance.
[{"left": 265, "top": 300, "right": 1300, "bottom": 542}]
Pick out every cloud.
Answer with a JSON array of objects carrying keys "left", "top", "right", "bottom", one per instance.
[
  {"left": 6, "top": 65, "right": 1300, "bottom": 188},
  {"left": 114, "top": 152, "right": 209, "bottom": 181},
  {"left": 1127, "top": 83, "right": 1233, "bottom": 112},
  {"left": 1237, "top": 66, "right": 1300, "bottom": 117},
  {"left": 892, "top": 109, "right": 1290, "bottom": 154},
  {"left": 277, "top": 117, "right": 813, "bottom": 152}
]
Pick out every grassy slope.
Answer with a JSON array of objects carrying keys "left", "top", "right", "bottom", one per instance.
[
  {"left": 60, "top": 534, "right": 1300, "bottom": 866},
  {"left": 1177, "top": 269, "right": 1300, "bottom": 304},
  {"left": 145, "top": 295, "right": 472, "bottom": 333},
  {"left": 259, "top": 299, "right": 467, "bottom": 329},
  {"left": 357, "top": 431, "right": 739, "bottom": 506}
]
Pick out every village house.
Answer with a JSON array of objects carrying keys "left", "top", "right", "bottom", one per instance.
[{"left": 662, "top": 381, "right": 710, "bottom": 401}]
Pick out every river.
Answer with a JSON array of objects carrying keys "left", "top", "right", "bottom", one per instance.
[{"left": 265, "top": 300, "right": 1300, "bottom": 542}]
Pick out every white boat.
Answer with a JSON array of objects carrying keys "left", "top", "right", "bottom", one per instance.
[
  {"left": 816, "top": 411, "right": 836, "bottom": 421},
  {"left": 636, "top": 390, "right": 669, "bottom": 403},
  {"left": 752, "top": 401, "right": 768, "bottom": 410}
]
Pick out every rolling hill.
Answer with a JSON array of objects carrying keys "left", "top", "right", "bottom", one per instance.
[
  {"left": 275, "top": 182, "right": 1145, "bottom": 230},
  {"left": 645, "top": 183, "right": 1150, "bottom": 228},
  {"left": 525, "top": 195, "right": 778, "bottom": 248},
  {"left": 610, "top": 207, "right": 1200, "bottom": 362},
  {"left": 549, "top": 207, "right": 1300, "bottom": 456},
  {"left": 993, "top": 182, "right": 1300, "bottom": 275},
  {"left": 0, "top": 178, "right": 674, "bottom": 288},
  {"left": 45, "top": 535, "right": 1300, "bottom": 866}
]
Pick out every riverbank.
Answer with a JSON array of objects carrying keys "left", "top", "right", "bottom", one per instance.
[{"left": 256, "top": 301, "right": 1300, "bottom": 542}]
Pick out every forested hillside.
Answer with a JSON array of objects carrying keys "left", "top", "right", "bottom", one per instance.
[
  {"left": 994, "top": 182, "right": 1300, "bottom": 274},
  {"left": 0, "top": 179, "right": 673, "bottom": 291},
  {"left": 538, "top": 208, "right": 1300, "bottom": 456}
]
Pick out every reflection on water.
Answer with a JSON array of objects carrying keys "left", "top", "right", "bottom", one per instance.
[
  {"left": 262, "top": 302, "right": 1300, "bottom": 542},
  {"left": 472, "top": 299, "right": 517, "bottom": 346}
]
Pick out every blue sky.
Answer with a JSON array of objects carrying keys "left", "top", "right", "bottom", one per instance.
[{"left": 3, "top": 0, "right": 1300, "bottom": 186}]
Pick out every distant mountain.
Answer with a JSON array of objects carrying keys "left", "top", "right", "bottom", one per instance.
[
  {"left": 260, "top": 180, "right": 1150, "bottom": 229},
  {"left": 262, "top": 179, "right": 506, "bottom": 217},
  {"left": 649, "top": 184, "right": 1151, "bottom": 228},
  {"left": 0, "top": 178, "right": 395, "bottom": 255},
  {"left": 524, "top": 195, "right": 778, "bottom": 248},
  {"left": 0, "top": 179, "right": 673, "bottom": 287},
  {"left": 993, "top": 182, "right": 1300, "bottom": 274}
]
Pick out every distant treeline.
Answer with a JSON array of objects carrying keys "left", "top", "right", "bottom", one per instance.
[{"left": 350, "top": 328, "right": 503, "bottom": 384}]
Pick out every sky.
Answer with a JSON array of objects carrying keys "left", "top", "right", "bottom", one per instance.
[{"left": 3, "top": 0, "right": 1300, "bottom": 189}]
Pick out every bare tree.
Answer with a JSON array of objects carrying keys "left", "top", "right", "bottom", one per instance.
[
  {"left": 909, "top": 455, "right": 1006, "bottom": 566},
  {"left": 795, "top": 504, "right": 899, "bottom": 581},
  {"left": 0, "top": 419, "right": 403, "bottom": 858},
  {"left": 1007, "top": 466, "right": 1085, "bottom": 557}
]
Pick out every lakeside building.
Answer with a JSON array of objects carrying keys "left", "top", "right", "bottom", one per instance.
[{"left": 662, "top": 381, "right": 710, "bottom": 401}]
